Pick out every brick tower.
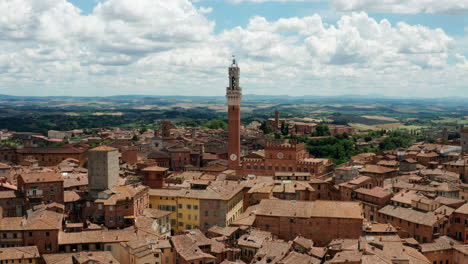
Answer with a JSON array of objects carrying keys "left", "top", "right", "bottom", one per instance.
[{"left": 226, "top": 57, "right": 242, "bottom": 170}]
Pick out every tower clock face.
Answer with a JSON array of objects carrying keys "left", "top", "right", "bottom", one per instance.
[
  {"left": 277, "top": 152, "right": 284, "bottom": 159},
  {"left": 230, "top": 154, "right": 238, "bottom": 161}
]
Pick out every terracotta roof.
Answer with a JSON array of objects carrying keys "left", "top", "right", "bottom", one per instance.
[
  {"left": 64, "top": 191, "right": 81, "bottom": 203},
  {"left": 58, "top": 229, "right": 137, "bottom": 245},
  {"left": 253, "top": 240, "right": 291, "bottom": 264},
  {"left": 359, "top": 165, "right": 396, "bottom": 174},
  {"left": 293, "top": 236, "right": 314, "bottom": 250},
  {"left": 326, "top": 250, "right": 362, "bottom": 263},
  {"left": 255, "top": 199, "right": 363, "bottom": 219},
  {"left": 149, "top": 180, "right": 245, "bottom": 201},
  {"left": 73, "top": 251, "right": 119, "bottom": 264},
  {"left": 61, "top": 173, "right": 88, "bottom": 188},
  {"left": 0, "top": 246, "right": 40, "bottom": 260},
  {"left": 237, "top": 229, "right": 272, "bottom": 248},
  {"left": 23, "top": 209, "right": 63, "bottom": 230},
  {"left": 378, "top": 205, "right": 444, "bottom": 226},
  {"left": 17, "top": 146, "right": 86, "bottom": 154},
  {"left": 89, "top": 145, "right": 118, "bottom": 152},
  {"left": 42, "top": 253, "right": 75, "bottom": 264},
  {"left": 142, "top": 166, "right": 169, "bottom": 172},
  {"left": 454, "top": 203, "right": 468, "bottom": 215},
  {"left": 207, "top": 225, "right": 239, "bottom": 237},
  {"left": 95, "top": 185, "right": 148, "bottom": 206},
  {"left": 420, "top": 236, "right": 460, "bottom": 252},
  {"left": 171, "top": 231, "right": 216, "bottom": 261},
  {"left": 0, "top": 181, "right": 17, "bottom": 191},
  {"left": 355, "top": 187, "right": 392, "bottom": 199},
  {"left": 19, "top": 172, "right": 63, "bottom": 183},
  {"left": 280, "top": 251, "right": 320, "bottom": 264},
  {"left": 142, "top": 208, "right": 171, "bottom": 218}
]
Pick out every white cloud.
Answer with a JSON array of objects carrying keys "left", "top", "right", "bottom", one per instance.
[
  {"left": 331, "top": 0, "right": 468, "bottom": 15},
  {"left": 230, "top": 0, "right": 318, "bottom": 3},
  {"left": 228, "top": 0, "right": 468, "bottom": 15},
  {"left": 0, "top": 0, "right": 464, "bottom": 97}
]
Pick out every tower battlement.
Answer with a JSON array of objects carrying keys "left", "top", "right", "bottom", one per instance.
[{"left": 265, "top": 139, "right": 302, "bottom": 149}]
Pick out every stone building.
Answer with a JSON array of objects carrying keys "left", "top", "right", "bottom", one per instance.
[
  {"left": 0, "top": 207, "right": 63, "bottom": 253},
  {"left": 0, "top": 246, "right": 40, "bottom": 264},
  {"left": 353, "top": 186, "right": 392, "bottom": 221},
  {"left": 16, "top": 146, "right": 88, "bottom": 167},
  {"left": 461, "top": 127, "right": 468, "bottom": 153},
  {"left": 251, "top": 199, "right": 363, "bottom": 246},
  {"left": 84, "top": 184, "right": 149, "bottom": 229},
  {"left": 377, "top": 205, "right": 449, "bottom": 243},
  {"left": 240, "top": 139, "right": 333, "bottom": 178},
  {"left": 17, "top": 171, "right": 65, "bottom": 206},
  {"left": 148, "top": 181, "right": 245, "bottom": 233},
  {"left": 87, "top": 146, "right": 120, "bottom": 192},
  {"left": 450, "top": 203, "right": 468, "bottom": 243},
  {"left": 142, "top": 166, "right": 169, "bottom": 188}
]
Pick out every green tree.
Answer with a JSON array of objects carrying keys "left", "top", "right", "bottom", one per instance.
[
  {"left": 204, "top": 119, "right": 228, "bottom": 130},
  {"left": 260, "top": 121, "right": 271, "bottom": 135}
]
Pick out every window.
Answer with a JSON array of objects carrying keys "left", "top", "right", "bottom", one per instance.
[
  {"left": 178, "top": 204, "right": 182, "bottom": 209},
  {"left": 178, "top": 213, "right": 183, "bottom": 218},
  {"left": 118, "top": 216, "right": 124, "bottom": 222},
  {"left": 109, "top": 216, "right": 114, "bottom": 222},
  {"left": 194, "top": 205, "right": 198, "bottom": 210},
  {"left": 187, "top": 205, "right": 191, "bottom": 209},
  {"left": 178, "top": 222, "right": 183, "bottom": 226},
  {"left": 45, "top": 243, "right": 52, "bottom": 251},
  {"left": 98, "top": 204, "right": 103, "bottom": 210},
  {"left": 186, "top": 224, "right": 192, "bottom": 229},
  {"left": 29, "top": 232, "right": 32, "bottom": 237},
  {"left": 109, "top": 205, "right": 114, "bottom": 211},
  {"left": 205, "top": 211, "right": 208, "bottom": 216},
  {"left": 45, "top": 232, "right": 50, "bottom": 237}
]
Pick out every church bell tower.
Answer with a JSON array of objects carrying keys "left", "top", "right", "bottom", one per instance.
[{"left": 226, "top": 57, "right": 242, "bottom": 170}]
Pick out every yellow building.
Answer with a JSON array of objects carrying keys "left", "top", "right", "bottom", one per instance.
[
  {"left": 0, "top": 246, "right": 40, "bottom": 264},
  {"left": 149, "top": 180, "right": 246, "bottom": 233}
]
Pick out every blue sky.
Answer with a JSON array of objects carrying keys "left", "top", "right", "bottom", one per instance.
[
  {"left": 69, "top": 1, "right": 468, "bottom": 36},
  {"left": 0, "top": 0, "right": 467, "bottom": 97}
]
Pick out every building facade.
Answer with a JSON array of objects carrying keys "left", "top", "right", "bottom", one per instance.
[{"left": 87, "top": 146, "right": 120, "bottom": 191}]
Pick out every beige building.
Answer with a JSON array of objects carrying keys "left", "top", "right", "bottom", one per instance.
[{"left": 88, "top": 146, "right": 120, "bottom": 191}]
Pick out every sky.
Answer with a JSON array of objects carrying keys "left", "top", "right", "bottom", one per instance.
[{"left": 0, "top": 0, "right": 468, "bottom": 97}]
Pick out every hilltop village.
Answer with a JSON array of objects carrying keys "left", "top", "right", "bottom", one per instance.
[{"left": 0, "top": 60, "right": 467, "bottom": 264}]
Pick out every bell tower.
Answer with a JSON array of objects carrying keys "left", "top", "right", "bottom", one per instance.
[{"left": 226, "top": 56, "right": 242, "bottom": 170}]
